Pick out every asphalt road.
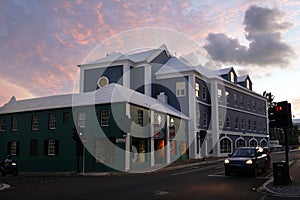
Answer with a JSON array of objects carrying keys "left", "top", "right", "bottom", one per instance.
[{"left": 0, "top": 150, "right": 299, "bottom": 200}]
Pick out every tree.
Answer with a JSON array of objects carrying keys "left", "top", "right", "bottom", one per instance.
[{"left": 263, "top": 91, "right": 276, "bottom": 108}]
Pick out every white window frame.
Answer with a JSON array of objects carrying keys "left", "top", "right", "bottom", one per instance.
[
  {"left": 10, "top": 141, "right": 18, "bottom": 155},
  {"left": 11, "top": 117, "right": 18, "bottom": 132},
  {"left": 0, "top": 117, "right": 5, "bottom": 132},
  {"left": 48, "top": 139, "right": 56, "bottom": 156},
  {"left": 220, "top": 137, "right": 232, "bottom": 154},
  {"left": 249, "top": 138, "right": 258, "bottom": 147},
  {"left": 176, "top": 81, "right": 186, "bottom": 97},
  {"left": 31, "top": 115, "right": 39, "bottom": 131},
  {"left": 48, "top": 114, "right": 56, "bottom": 130},
  {"left": 77, "top": 112, "right": 86, "bottom": 128},
  {"left": 236, "top": 138, "right": 246, "bottom": 148},
  {"left": 225, "top": 91, "right": 230, "bottom": 105}
]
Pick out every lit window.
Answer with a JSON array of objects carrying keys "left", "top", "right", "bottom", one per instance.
[
  {"left": 48, "top": 114, "right": 56, "bottom": 130},
  {"left": 225, "top": 91, "right": 230, "bottom": 105},
  {"left": 77, "top": 112, "right": 86, "bottom": 128},
  {"left": 0, "top": 117, "right": 5, "bottom": 132},
  {"left": 195, "top": 83, "right": 200, "bottom": 97},
  {"left": 218, "top": 88, "right": 223, "bottom": 102},
  {"left": 246, "top": 79, "right": 250, "bottom": 89},
  {"left": 230, "top": 71, "right": 235, "bottom": 83},
  {"left": 11, "top": 117, "right": 18, "bottom": 132},
  {"left": 100, "top": 110, "right": 109, "bottom": 126},
  {"left": 31, "top": 115, "right": 38, "bottom": 131},
  {"left": 220, "top": 138, "right": 231, "bottom": 153},
  {"left": 176, "top": 82, "right": 185, "bottom": 97}
]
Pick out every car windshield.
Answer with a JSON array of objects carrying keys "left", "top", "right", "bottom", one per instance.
[{"left": 231, "top": 148, "right": 256, "bottom": 157}]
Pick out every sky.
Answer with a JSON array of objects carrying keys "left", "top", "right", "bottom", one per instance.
[{"left": 0, "top": 0, "right": 300, "bottom": 118}]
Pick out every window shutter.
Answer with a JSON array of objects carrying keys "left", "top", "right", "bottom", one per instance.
[
  {"left": 55, "top": 140, "right": 59, "bottom": 155},
  {"left": 7, "top": 141, "right": 12, "bottom": 155},
  {"left": 44, "top": 140, "right": 48, "bottom": 155}
]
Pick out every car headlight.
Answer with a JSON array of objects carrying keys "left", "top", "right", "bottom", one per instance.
[
  {"left": 12, "top": 163, "right": 17, "bottom": 166},
  {"left": 246, "top": 160, "right": 253, "bottom": 165},
  {"left": 224, "top": 159, "right": 230, "bottom": 164}
]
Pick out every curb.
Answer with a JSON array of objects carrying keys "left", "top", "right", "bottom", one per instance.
[
  {"left": 258, "top": 160, "right": 300, "bottom": 198},
  {"left": 0, "top": 183, "right": 12, "bottom": 192}
]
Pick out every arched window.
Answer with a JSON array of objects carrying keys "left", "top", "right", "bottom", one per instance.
[
  {"left": 236, "top": 138, "right": 246, "bottom": 148},
  {"left": 260, "top": 140, "right": 268, "bottom": 148},
  {"left": 249, "top": 139, "right": 258, "bottom": 147},
  {"left": 220, "top": 137, "right": 232, "bottom": 154}
]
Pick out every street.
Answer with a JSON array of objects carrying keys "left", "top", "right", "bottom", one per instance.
[{"left": 0, "top": 150, "right": 299, "bottom": 200}]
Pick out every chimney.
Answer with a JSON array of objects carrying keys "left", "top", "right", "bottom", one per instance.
[{"left": 157, "top": 92, "right": 168, "bottom": 104}]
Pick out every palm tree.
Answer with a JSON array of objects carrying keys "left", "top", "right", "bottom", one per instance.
[{"left": 263, "top": 91, "right": 276, "bottom": 108}]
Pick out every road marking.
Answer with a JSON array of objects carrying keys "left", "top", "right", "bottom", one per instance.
[
  {"left": 171, "top": 165, "right": 222, "bottom": 176},
  {"left": 154, "top": 191, "right": 170, "bottom": 195}
]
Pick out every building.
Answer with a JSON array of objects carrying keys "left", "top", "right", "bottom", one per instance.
[
  {"left": 293, "top": 118, "right": 300, "bottom": 130},
  {"left": 0, "top": 44, "right": 268, "bottom": 172}
]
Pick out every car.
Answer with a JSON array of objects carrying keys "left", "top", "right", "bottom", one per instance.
[{"left": 224, "top": 147, "right": 269, "bottom": 176}]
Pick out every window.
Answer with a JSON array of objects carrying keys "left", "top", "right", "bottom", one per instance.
[
  {"left": 0, "top": 117, "right": 5, "bottom": 132},
  {"left": 240, "top": 96, "right": 244, "bottom": 108},
  {"left": 225, "top": 91, "right": 230, "bottom": 105},
  {"left": 253, "top": 121, "right": 257, "bottom": 131},
  {"left": 45, "top": 139, "right": 59, "bottom": 156},
  {"left": 226, "top": 115, "right": 230, "bottom": 129},
  {"left": 195, "top": 83, "right": 200, "bottom": 97},
  {"left": 31, "top": 115, "right": 38, "bottom": 131},
  {"left": 248, "top": 120, "right": 251, "bottom": 131},
  {"left": 252, "top": 100, "right": 256, "bottom": 111},
  {"left": 247, "top": 98, "right": 250, "bottom": 110},
  {"left": 230, "top": 71, "right": 235, "bottom": 83},
  {"left": 137, "top": 109, "right": 143, "bottom": 126},
  {"left": 176, "top": 81, "right": 185, "bottom": 97},
  {"left": 236, "top": 139, "right": 246, "bottom": 148},
  {"left": 11, "top": 117, "right": 18, "bottom": 132},
  {"left": 260, "top": 140, "right": 268, "bottom": 148},
  {"left": 203, "top": 112, "right": 207, "bottom": 127},
  {"left": 97, "top": 76, "right": 109, "bottom": 88},
  {"left": 249, "top": 139, "right": 257, "bottom": 147},
  {"left": 258, "top": 102, "right": 261, "bottom": 113},
  {"left": 234, "top": 117, "right": 239, "bottom": 129},
  {"left": 8, "top": 141, "right": 19, "bottom": 156},
  {"left": 77, "top": 112, "right": 86, "bottom": 128},
  {"left": 241, "top": 118, "right": 245, "bottom": 130},
  {"left": 63, "top": 112, "right": 69, "bottom": 124},
  {"left": 219, "top": 114, "right": 223, "bottom": 130},
  {"left": 202, "top": 86, "right": 207, "bottom": 100},
  {"left": 220, "top": 138, "right": 231, "bottom": 153},
  {"left": 30, "top": 139, "right": 38, "bottom": 156},
  {"left": 234, "top": 94, "right": 238, "bottom": 106},
  {"left": 246, "top": 79, "right": 250, "bottom": 89},
  {"left": 217, "top": 88, "right": 223, "bottom": 102},
  {"left": 48, "top": 114, "right": 56, "bottom": 130},
  {"left": 100, "top": 110, "right": 109, "bottom": 126}
]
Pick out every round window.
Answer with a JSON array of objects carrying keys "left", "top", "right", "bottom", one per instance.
[{"left": 97, "top": 76, "right": 109, "bottom": 88}]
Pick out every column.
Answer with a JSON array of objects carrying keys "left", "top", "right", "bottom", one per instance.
[
  {"left": 210, "top": 80, "right": 220, "bottom": 157},
  {"left": 125, "top": 103, "right": 131, "bottom": 171},
  {"left": 166, "top": 115, "right": 171, "bottom": 164},
  {"left": 188, "top": 75, "right": 197, "bottom": 159},
  {"left": 123, "top": 63, "right": 130, "bottom": 88},
  {"left": 144, "top": 64, "right": 152, "bottom": 96},
  {"left": 150, "top": 110, "right": 155, "bottom": 166}
]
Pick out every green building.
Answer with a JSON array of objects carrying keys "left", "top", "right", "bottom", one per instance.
[{"left": 0, "top": 84, "right": 188, "bottom": 172}]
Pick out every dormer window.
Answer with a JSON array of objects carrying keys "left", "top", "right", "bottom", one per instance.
[
  {"left": 230, "top": 71, "right": 235, "bottom": 83},
  {"left": 246, "top": 79, "right": 250, "bottom": 89}
]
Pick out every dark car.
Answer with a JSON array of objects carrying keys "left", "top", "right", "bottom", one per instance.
[{"left": 224, "top": 147, "right": 269, "bottom": 176}]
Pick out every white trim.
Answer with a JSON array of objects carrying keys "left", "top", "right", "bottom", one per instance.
[
  {"left": 220, "top": 131, "right": 268, "bottom": 138},
  {"left": 219, "top": 105, "right": 267, "bottom": 118},
  {"left": 144, "top": 64, "right": 152, "bottom": 96},
  {"left": 235, "top": 137, "right": 246, "bottom": 148},
  {"left": 219, "top": 136, "right": 233, "bottom": 156}
]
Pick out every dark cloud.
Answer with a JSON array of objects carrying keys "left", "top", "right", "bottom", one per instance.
[{"left": 204, "top": 5, "right": 295, "bottom": 67}]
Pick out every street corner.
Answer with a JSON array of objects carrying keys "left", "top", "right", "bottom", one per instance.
[{"left": 0, "top": 183, "right": 12, "bottom": 192}]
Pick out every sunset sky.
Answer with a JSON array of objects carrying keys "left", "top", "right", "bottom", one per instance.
[{"left": 1, "top": 0, "right": 300, "bottom": 118}]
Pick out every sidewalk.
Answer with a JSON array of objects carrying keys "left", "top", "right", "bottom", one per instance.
[{"left": 261, "top": 159, "right": 300, "bottom": 197}]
